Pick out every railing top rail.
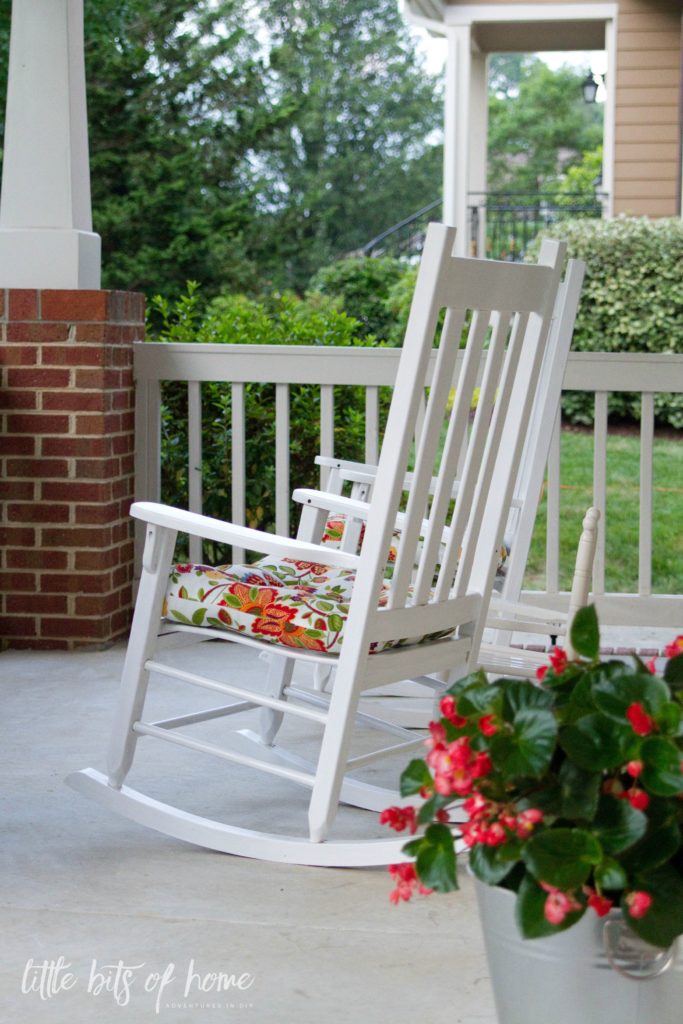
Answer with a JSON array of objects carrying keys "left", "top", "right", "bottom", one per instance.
[{"left": 134, "top": 343, "right": 683, "bottom": 394}]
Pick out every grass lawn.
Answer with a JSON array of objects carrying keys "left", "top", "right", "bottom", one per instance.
[{"left": 524, "top": 427, "right": 683, "bottom": 595}]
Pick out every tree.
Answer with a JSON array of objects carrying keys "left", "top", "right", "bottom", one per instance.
[
  {"left": 488, "top": 58, "right": 603, "bottom": 195},
  {"left": 250, "top": 0, "right": 443, "bottom": 291}
]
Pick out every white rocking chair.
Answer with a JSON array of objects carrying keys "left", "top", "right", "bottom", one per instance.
[{"left": 67, "top": 224, "right": 566, "bottom": 865}]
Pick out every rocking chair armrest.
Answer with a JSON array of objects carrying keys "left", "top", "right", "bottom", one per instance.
[
  {"left": 314, "top": 456, "right": 380, "bottom": 487},
  {"left": 130, "top": 502, "right": 361, "bottom": 569},
  {"left": 291, "top": 489, "right": 372, "bottom": 521}
]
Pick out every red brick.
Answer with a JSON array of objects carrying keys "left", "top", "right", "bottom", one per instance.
[
  {"left": 74, "top": 592, "right": 120, "bottom": 616},
  {"left": 8, "top": 593, "right": 68, "bottom": 614},
  {"left": 7, "top": 367, "right": 71, "bottom": 388},
  {"left": 74, "top": 323, "right": 115, "bottom": 343},
  {"left": 8, "top": 289, "right": 39, "bottom": 320},
  {"left": 112, "top": 389, "right": 133, "bottom": 411},
  {"left": 0, "top": 345, "right": 38, "bottom": 366},
  {"left": 6, "top": 549, "right": 68, "bottom": 570},
  {"left": 111, "top": 607, "right": 132, "bottom": 633},
  {"left": 0, "top": 289, "right": 5, "bottom": 318},
  {"left": 110, "top": 348, "right": 133, "bottom": 368},
  {"left": 120, "top": 454, "right": 134, "bottom": 476},
  {"left": 0, "top": 436, "right": 35, "bottom": 456},
  {"left": 0, "top": 390, "right": 37, "bottom": 410},
  {"left": 6, "top": 322, "right": 70, "bottom": 343},
  {"left": 41, "top": 345, "right": 105, "bottom": 367},
  {"left": 113, "top": 478, "right": 134, "bottom": 500},
  {"left": 42, "top": 436, "right": 109, "bottom": 458},
  {"left": 112, "top": 434, "right": 133, "bottom": 455},
  {"left": 41, "top": 481, "right": 112, "bottom": 503},
  {"left": 112, "top": 563, "right": 133, "bottom": 588},
  {"left": 0, "top": 572, "right": 36, "bottom": 590},
  {"left": 75, "top": 412, "right": 120, "bottom": 435},
  {"left": 74, "top": 503, "right": 121, "bottom": 525},
  {"left": 0, "top": 527, "right": 36, "bottom": 546},
  {"left": 0, "top": 480, "right": 35, "bottom": 500},
  {"left": 7, "top": 413, "right": 70, "bottom": 434},
  {"left": 74, "top": 457, "right": 119, "bottom": 479},
  {"left": 4, "top": 638, "right": 71, "bottom": 651},
  {"left": 74, "top": 368, "right": 121, "bottom": 389},
  {"left": 7, "top": 458, "right": 70, "bottom": 478},
  {"left": 74, "top": 547, "right": 119, "bottom": 570},
  {"left": 0, "top": 616, "right": 37, "bottom": 638},
  {"left": 112, "top": 521, "right": 133, "bottom": 544},
  {"left": 40, "top": 572, "right": 111, "bottom": 594},
  {"left": 43, "top": 391, "right": 109, "bottom": 413},
  {"left": 43, "top": 526, "right": 111, "bottom": 548},
  {"left": 41, "top": 290, "right": 109, "bottom": 322},
  {"left": 39, "top": 616, "right": 109, "bottom": 640},
  {"left": 8, "top": 503, "right": 70, "bottom": 524}
]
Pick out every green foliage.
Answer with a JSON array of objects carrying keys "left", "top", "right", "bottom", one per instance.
[
  {"left": 308, "top": 256, "right": 406, "bottom": 342},
  {"left": 388, "top": 612, "right": 683, "bottom": 948},
  {"left": 556, "top": 146, "right": 604, "bottom": 204},
  {"left": 488, "top": 57, "right": 603, "bottom": 194},
  {"left": 527, "top": 216, "right": 683, "bottom": 428},
  {"left": 148, "top": 285, "right": 383, "bottom": 557}
]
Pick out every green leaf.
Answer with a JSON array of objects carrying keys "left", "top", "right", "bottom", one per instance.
[
  {"left": 623, "top": 865, "right": 683, "bottom": 948},
  {"left": 515, "top": 872, "right": 585, "bottom": 939},
  {"left": 560, "top": 713, "right": 635, "bottom": 771},
  {"left": 640, "top": 737, "right": 683, "bottom": 796},
  {"left": 591, "top": 665, "right": 669, "bottom": 722},
  {"left": 399, "top": 758, "right": 432, "bottom": 797},
  {"left": 470, "top": 840, "right": 521, "bottom": 886},
  {"left": 191, "top": 606, "right": 207, "bottom": 626},
  {"left": 489, "top": 709, "right": 557, "bottom": 778},
  {"left": 501, "top": 680, "right": 554, "bottom": 721},
  {"left": 664, "top": 653, "right": 683, "bottom": 687},
  {"left": 558, "top": 760, "right": 601, "bottom": 820},
  {"left": 595, "top": 857, "right": 627, "bottom": 891},
  {"left": 590, "top": 795, "right": 647, "bottom": 854},
  {"left": 414, "top": 824, "right": 458, "bottom": 893},
  {"left": 620, "top": 800, "right": 682, "bottom": 875},
  {"left": 328, "top": 614, "right": 344, "bottom": 633},
  {"left": 522, "top": 828, "right": 602, "bottom": 889},
  {"left": 569, "top": 605, "right": 599, "bottom": 660}
]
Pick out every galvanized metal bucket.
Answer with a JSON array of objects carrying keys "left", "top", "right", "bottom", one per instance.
[{"left": 474, "top": 880, "right": 683, "bottom": 1024}]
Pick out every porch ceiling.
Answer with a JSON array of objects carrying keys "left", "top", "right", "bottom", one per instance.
[{"left": 471, "top": 18, "right": 605, "bottom": 52}]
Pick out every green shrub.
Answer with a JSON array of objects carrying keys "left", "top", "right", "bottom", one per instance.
[
  {"left": 308, "top": 256, "right": 407, "bottom": 342},
  {"left": 147, "top": 286, "right": 389, "bottom": 558},
  {"left": 527, "top": 216, "right": 683, "bottom": 428}
]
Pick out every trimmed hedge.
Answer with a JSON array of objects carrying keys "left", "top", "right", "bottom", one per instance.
[
  {"left": 308, "top": 255, "right": 407, "bottom": 342},
  {"left": 148, "top": 286, "right": 389, "bottom": 557},
  {"left": 527, "top": 216, "right": 683, "bottom": 427}
]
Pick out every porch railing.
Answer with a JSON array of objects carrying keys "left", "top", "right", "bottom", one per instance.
[
  {"left": 468, "top": 192, "right": 608, "bottom": 261},
  {"left": 134, "top": 343, "right": 683, "bottom": 628}
]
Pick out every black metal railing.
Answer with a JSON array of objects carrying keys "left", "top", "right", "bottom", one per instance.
[
  {"left": 468, "top": 191, "right": 607, "bottom": 261},
  {"left": 359, "top": 198, "right": 442, "bottom": 259}
]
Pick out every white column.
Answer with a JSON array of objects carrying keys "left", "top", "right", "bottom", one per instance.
[
  {"left": 468, "top": 49, "right": 488, "bottom": 256},
  {"left": 0, "top": 0, "right": 101, "bottom": 288},
  {"left": 602, "top": 17, "right": 616, "bottom": 219},
  {"left": 443, "top": 25, "right": 473, "bottom": 257}
]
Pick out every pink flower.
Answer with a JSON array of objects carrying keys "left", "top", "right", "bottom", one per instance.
[
  {"left": 483, "top": 822, "right": 507, "bottom": 847},
  {"left": 645, "top": 657, "right": 658, "bottom": 674},
  {"left": 549, "top": 647, "right": 569, "bottom": 674},
  {"left": 478, "top": 714, "right": 498, "bottom": 737},
  {"left": 587, "top": 891, "right": 613, "bottom": 918},
  {"left": 439, "top": 695, "right": 467, "bottom": 728},
  {"left": 535, "top": 665, "right": 549, "bottom": 682},
  {"left": 427, "top": 720, "right": 447, "bottom": 746},
  {"left": 379, "top": 805, "right": 418, "bottom": 835},
  {"left": 626, "top": 702, "right": 656, "bottom": 737},
  {"left": 625, "top": 788, "right": 650, "bottom": 812},
  {"left": 462, "top": 792, "right": 488, "bottom": 820},
  {"left": 626, "top": 891, "right": 653, "bottom": 919},
  {"left": 515, "top": 808, "right": 544, "bottom": 837},
  {"left": 664, "top": 635, "right": 683, "bottom": 659},
  {"left": 472, "top": 752, "right": 492, "bottom": 779},
  {"left": 543, "top": 887, "right": 581, "bottom": 925},
  {"left": 626, "top": 760, "right": 643, "bottom": 778},
  {"left": 388, "top": 863, "right": 432, "bottom": 903}
]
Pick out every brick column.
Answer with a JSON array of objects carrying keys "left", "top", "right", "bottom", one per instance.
[{"left": 0, "top": 289, "right": 144, "bottom": 649}]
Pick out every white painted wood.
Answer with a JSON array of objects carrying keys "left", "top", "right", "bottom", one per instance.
[
  {"left": 231, "top": 383, "right": 246, "bottom": 563},
  {"left": 565, "top": 507, "right": 601, "bottom": 660},
  {"left": 593, "top": 392, "right": 609, "bottom": 596},
  {"left": 546, "top": 409, "right": 562, "bottom": 596},
  {"left": 364, "top": 387, "right": 379, "bottom": 465},
  {"left": 0, "top": 0, "right": 100, "bottom": 287},
  {"left": 639, "top": 393, "right": 654, "bottom": 597},
  {"left": 275, "top": 384, "right": 290, "bottom": 537},
  {"left": 187, "top": 381, "right": 203, "bottom": 564},
  {"left": 319, "top": 385, "right": 334, "bottom": 488}
]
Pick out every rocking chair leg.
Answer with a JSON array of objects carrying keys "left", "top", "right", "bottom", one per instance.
[
  {"left": 256, "top": 654, "right": 294, "bottom": 746},
  {"left": 107, "top": 525, "right": 177, "bottom": 789}
]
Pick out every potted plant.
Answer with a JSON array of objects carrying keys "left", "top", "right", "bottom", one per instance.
[{"left": 381, "top": 607, "right": 683, "bottom": 1024}]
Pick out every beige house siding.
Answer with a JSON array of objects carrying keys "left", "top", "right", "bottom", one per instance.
[{"left": 442, "top": 0, "right": 683, "bottom": 217}]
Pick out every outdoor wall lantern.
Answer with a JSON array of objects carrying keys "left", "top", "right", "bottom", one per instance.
[{"left": 582, "top": 72, "right": 605, "bottom": 104}]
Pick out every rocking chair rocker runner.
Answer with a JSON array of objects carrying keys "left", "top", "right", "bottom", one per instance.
[{"left": 67, "top": 224, "right": 567, "bottom": 866}]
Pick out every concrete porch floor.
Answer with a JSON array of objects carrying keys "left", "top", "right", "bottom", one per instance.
[{"left": 1, "top": 640, "right": 497, "bottom": 1024}]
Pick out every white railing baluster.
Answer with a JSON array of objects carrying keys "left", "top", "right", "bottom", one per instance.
[
  {"left": 639, "top": 392, "right": 654, "bottom": 596},
  {"left": 231, "top": 383, "right": 246, "bottom": 563},
  {"left": 134, "top": 376, "right": 162, "bottom": 571},
  {"left": 275, "top": 383, "right": 290, "bottom": 537},
  {"left": 188, "top": 381, "right": 203, "bottom": 564},
  {"left": 592, "top": 391, "right": 608, "bottom": 596},
  {"left": 546, "top": 408, "right": 561, "bottom": 594},
  {"left": 365, "top": 386, "right": 379, "bottom": 465},
  {"left": 320, "top": 385, "right": 334, "bottom": 488}
]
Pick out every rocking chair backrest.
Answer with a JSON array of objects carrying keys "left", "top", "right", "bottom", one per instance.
[{"left": 340, "top": 224, "right": 565, "bottom": 667}]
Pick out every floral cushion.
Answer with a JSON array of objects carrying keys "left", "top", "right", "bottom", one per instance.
[{"left": 164, "top": 555, "right": 454, "bottom": 655}]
